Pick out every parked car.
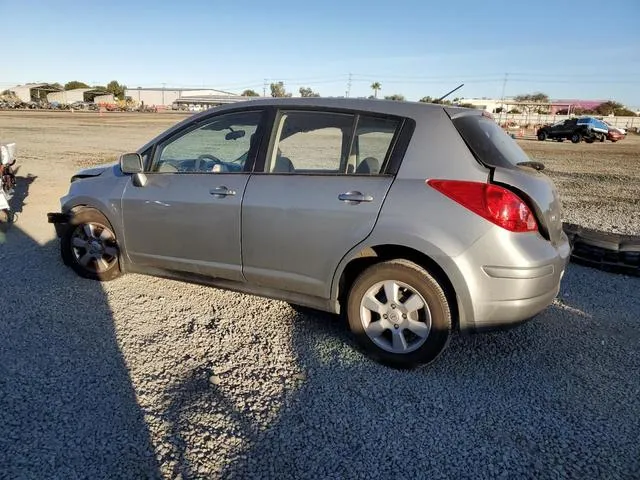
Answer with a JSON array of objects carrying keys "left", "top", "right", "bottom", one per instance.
[
  {"left": 607, "top": 128, "right": 625, "bottom": 142},
  {"left": 537, "top": 116, "right": 609, "bottom": 143},
  {"left": 602, "top": 120, "right": 626, "bottom": 137},
  {"left": 47, "top": 98, "right": 570, "bottom": 368}
]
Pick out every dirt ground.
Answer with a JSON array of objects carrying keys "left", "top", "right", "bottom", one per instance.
[{"left": 1, "top": 110, "right": 638, "bottom": 235}]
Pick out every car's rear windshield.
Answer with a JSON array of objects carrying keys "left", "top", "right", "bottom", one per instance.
[{"left": 451, "top": 113, "right": 531, "bottom": 169}]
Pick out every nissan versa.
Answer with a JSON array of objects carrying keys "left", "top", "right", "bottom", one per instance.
[{"left": 48, "top": 98, "right": 570, "bottom": 368}]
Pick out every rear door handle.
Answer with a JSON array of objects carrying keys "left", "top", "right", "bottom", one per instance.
[
  {"left": 338, "top": 191, "right": 373, "bottom": 203},
  {"left": 210, "top": 186, "right": 236, "bottom": 197}
]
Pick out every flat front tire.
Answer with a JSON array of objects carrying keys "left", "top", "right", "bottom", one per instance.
[
  {"left": 60, "top": 208, "right": 122, "bottom": 281},
  {"left": 346, "top": 259, "right": 452, "bottom": 369}
]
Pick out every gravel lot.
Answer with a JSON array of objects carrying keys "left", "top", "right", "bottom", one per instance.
[
  {"left": 519, "top": 136, "right": 640, "bottom": 235},
  {"left": 1, "top": 111, "right": 639, "bottom": 479}
]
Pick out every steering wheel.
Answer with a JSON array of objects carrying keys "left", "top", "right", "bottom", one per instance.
[{"left": 196, "top": 154, "right": 223, "bottom": 171}]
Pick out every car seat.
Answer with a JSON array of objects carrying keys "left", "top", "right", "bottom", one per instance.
[{"left": 356, "top": 157, "right": 380, "bottom": 174}]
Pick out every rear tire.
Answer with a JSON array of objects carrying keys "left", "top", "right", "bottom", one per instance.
[
  {"left": 60, "top": 208, "right": 122, "bottom": 281},
  {"left": 571, "top": 132, "right": 582, "bottom": 143},
  {"left": 346, "top": 259, "right": 452, "bottom": 369}
]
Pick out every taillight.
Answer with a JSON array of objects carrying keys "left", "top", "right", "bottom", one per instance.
[{"left": 427, "top": 179, "right": 538, "bottom": 233}]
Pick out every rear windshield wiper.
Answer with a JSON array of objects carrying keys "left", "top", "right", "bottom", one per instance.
[{"left": 516, "top": 161, "right": 545, "bottom": 171}]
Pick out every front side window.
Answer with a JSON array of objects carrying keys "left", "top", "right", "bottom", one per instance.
[
  {"left": 266, "top": 110, "right": 401, "bottom": 175},
  {"left": 151, "top": 110, "right": 262, "bottom": 173}
]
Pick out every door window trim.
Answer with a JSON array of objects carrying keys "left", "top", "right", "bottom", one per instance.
[
  {"left": 251, "top": 106, "right": 415, "bottom": 177},
  {"left": 143, "top": 107, "right": 268, "bottom": 174}
]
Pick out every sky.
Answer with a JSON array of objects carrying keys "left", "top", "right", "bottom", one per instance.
[{"left": 2, "top": 0, "right": 639, "bottom": 107}]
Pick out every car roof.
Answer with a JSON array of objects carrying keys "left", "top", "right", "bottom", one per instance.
[
  {"left": 136, "top": 97, "right": 476, "bottom": 154},
  {"left": 194, "top": 96, "right": 473, "bottom": 119}
]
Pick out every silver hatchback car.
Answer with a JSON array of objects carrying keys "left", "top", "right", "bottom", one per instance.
[{"left": 48, "top": 98, "right": 570, "bottom": 368}]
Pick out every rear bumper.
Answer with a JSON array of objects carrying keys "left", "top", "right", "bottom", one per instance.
[{"left": 452, "top": 228, "right": 571, "bottom": 333}]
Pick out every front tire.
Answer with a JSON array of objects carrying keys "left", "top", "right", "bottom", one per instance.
[
  {"left": 60, "top": 208, "right": 122, "bottom": 281},
  {"left": 537, "top": 131, "right": 547, "bottom": 141},
  {"left": 346, "top": 259, "right": 452, "bottom": 369}
]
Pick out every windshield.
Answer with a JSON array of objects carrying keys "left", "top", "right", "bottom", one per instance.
[{"left": 452, "top": 114, "right": 531, "bottom": 169}]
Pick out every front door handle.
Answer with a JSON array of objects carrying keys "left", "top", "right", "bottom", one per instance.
[
  {"left": 338, "top": 191, "right": 374, "bottom": 204},
  {"left": 210, "top": 186, "right": 236, "bottom": 197}
]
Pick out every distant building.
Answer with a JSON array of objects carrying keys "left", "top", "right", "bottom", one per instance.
[
  {"left": 9, "top": 83, "right": 62, "bottom": 102},
  {"left": 455, "top": 97, "right": 506, "bottom": 112},
  {"left": 47, "top": 89, "right": 116, "bottom": 105},
  {"left": 548, "top": 99, "right": 607, "bottom": 114},
  {"left": 47, "top": 88, "right": 91, "bottom": 104},
  {"left": 124, "top": 87, "right": 240, "bottom": 107},
  {"left": 93, "top": 94, "right": 115, "bottom": 104}
]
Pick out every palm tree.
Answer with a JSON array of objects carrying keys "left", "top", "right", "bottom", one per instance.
[{"left": 371, "top": 82, "right": 381, "bottom": 99}]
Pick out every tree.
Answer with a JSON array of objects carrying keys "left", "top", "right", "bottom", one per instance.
[
  {"left": 106, "top": 80, "right": 126, "bottom": 100},
  {"left": 241, "top": 89, "right": 259, "bottom": 97},
  {"left": 64, "top": 81, "right": 90, "bottom": 90},
  {"left": 370, "top": 82, "right": 381, "bottom": 98},
  {"left": 513, "top": 92, "right": 551, "bottom": 114},
  {"left": 594, "top": 100, "right": 636, "bottom": 116},
  {"left": 613, "top": 107, "right": 637, "bottom": 116},
  {"left": 419, "top": 96, "right": 434, "bottom": 103},
  {"left": 384, "top": 94, "right": 405, "bottom": 101},
  {"left": 299, "top": 87, "right": 320, "bottom": 97},
  {"left": 270, "top": 81, "right": 292, "bottom": 98}
]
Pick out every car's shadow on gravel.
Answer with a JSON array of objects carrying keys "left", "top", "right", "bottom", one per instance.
[
  {"left": 216, "top": 264, "right": 640, "bottom": 479},
  {"left": 0, "top": 225, "right": 161, "bottom": 479}
]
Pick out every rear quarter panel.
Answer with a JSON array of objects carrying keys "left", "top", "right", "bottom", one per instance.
[{"left": 331, "top": 107, "right": 494, "bottom": 320}]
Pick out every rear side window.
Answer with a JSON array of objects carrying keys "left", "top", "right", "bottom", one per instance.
[
  {"left": 265, "top": 110, "right": 402, "bottom": 175},
  {"left": 452, "top": 114, "right": 531, "bottom": 169},
  {"left": 270, "top": 111, "right": 351, "bottom": 172}
]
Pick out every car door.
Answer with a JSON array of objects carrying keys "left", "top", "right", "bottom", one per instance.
[
  {"left": 241, "top": 108, "right": 407, "bottom": 299},
  {"left": 121, "top": 109, "right": 265, "bottom": 282},
  {"left": 560, "top": 119, "right": 577, "bottom": 136}
]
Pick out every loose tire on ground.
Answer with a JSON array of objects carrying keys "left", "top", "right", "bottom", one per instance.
[
  {"left": 346, "top": 259, "right": 452, "bottom": 369},
  {"left": 60, "top": 207, "right": 122, "bottom": 281}
]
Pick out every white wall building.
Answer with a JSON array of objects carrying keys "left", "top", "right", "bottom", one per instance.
[
  {"left": 9, "top": 83, "right": 62, "bottom": 102},
  {"left": 47, "top": 88, "right": 90, "bottom": 104},
  {"left": 124, "top": 87, "right": 238, "bottom": 106},
  {"left": 456, "top": 97, "right": 507, "bottom": 112}
]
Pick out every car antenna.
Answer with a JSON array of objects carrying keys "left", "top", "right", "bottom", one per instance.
[{"left": 436, "top": 83, "right": 464, "bottom": 103}]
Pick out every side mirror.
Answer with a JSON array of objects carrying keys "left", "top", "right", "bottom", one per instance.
[{"left": 119, "top": 152, "right": 143, "bottom": 174}]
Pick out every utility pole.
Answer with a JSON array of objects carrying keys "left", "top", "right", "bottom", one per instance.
[
  {"left": 499, "top": 73, "right": 508, "bottom": 123},
  {"left": 263, "top": 79, "right": 267, "bottom": 97},
  {"left": 161, "top": 82, "right": 166, "bottom": 105},
  {"left": 500, "top": 73, "right": 508, "bottom": 106},
  {"left": 346, "top": 73, "right": 352, "bottom": 98}
]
